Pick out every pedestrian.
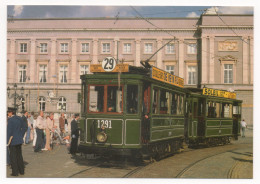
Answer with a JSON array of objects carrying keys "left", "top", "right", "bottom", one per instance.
[
  {"left": 241, "top": 119, "right": 248, "bottom": 137},
  {"left": 25, "top": 113, "right": 33, "bottom": 144},
  {"left": 32, "top": 114, "right": 38, "bottom": 148},
  {"left": 21, "top": 111, "right": 29, "bottom": 144},
  {"left": 34, "top": 111, "right": 45, "bottom": 152},
  {"left": 65, "top": 116, "right": 68, "bottom": 133},
  {"left": 69, "top": 114, "right": 80, "bottom": 155},
  {"left": 45, "top": 113, "right": 54, "bottom": 150},
  {"left": 7, "top": 107, "right": 27, "bottom": 176},
  {"left": 59, "top": 113, "right": 65, "bottom": 137}
]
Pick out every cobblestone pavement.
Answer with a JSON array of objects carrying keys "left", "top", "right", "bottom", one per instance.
[{"left": 6, "top": 128, "right": 253, "bottom": 179}]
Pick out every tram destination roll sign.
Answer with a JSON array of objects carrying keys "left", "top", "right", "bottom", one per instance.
[
  {"left": 151, "top": 67, "right": 184, "bottom": 88},
  {"left": 203, "top": 88, "right": 236, "bottom": 99}
]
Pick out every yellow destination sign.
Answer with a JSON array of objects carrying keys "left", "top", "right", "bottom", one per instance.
[
  {"left": 151, "top": 67, "right": 184, "bottom": 88},
  {"left": 202, "top": 88, "right": 236, "bottom": 99},
  {"left": 90, "top": 64, "right": 129, "bottom": 73}
]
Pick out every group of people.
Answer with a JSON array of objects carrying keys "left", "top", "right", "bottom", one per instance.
[{"left": 7, "top": 108, "right": 80, "bottom": 177}]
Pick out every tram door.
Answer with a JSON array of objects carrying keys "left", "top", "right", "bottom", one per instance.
[
  {"left": 190, "top": 98, "right": 199, "bottom": 138},
  {"left": 141, "top": 84, "right": 151, "bottom": 143}
]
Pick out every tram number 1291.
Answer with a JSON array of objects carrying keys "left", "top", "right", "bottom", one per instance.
[{"left": 97, "top": 120, "right": 112, "bottom": 129}]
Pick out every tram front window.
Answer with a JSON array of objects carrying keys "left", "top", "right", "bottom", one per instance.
[
  {"left": 107, "top": 86, "right": 123, "bottom": 113},
  {"left": 89, "top": 86, "right": 104, "bottom": 112},
  {"left": 127, "top": 85, "right": 138, "bottom": 114},
  {"left": 88, "top": 85, "right": 123, "bottom": 113}
]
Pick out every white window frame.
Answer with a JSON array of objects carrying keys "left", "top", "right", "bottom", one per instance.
[
  {"left": 39, "top": 64, "right": 48, "bottom": 83},
  {"left": 39, "top": 96, "right": 46, "bottom": 111},
  {"left": 123, "top": 43, "right": 132, "bottom": 54},
  {"left": 59, "top": 64, "right": 68, "bottom": 83},
  {"left": 102, "top": 43, "right": 111, "bottom": 54},
  {"left": 224, "top": 64, "right": 233, "bottom": 84},
  {"left": 165, "top": 65, "right": 175, "bottom": 75},
  {"left": 81, "top": 43, "right": 90, "bottom": 53},
  {"left": 187, "top": 43, "right": 197, "bottom": 54},
  {"left": 18, "top": 64, "right": 27, "bottom": 83},
  {"left": 57, "top": 97, "right": 67, "bottom": 111},
  {"left": 80, "top": 65, "right": 89, "bottom": 75},
  {"left": 20, "top": 43, "right": 28, "bottom": 53},
  {"left": 187, "top": 65, "right": 197, "bottom": 85},
  {"left": 165, "top": 43, "right": 175, "bottom": 54},
  {"left": 144, "top": 43, "right": 153, "bottom": 54},
  {"left": 60, "top": 43, "right": 69, "bottom": 53},
  {"left": 39, "top": 43, "right": 48, "bottom": 53}
]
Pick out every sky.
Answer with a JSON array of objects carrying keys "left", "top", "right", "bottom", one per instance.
[{"left": 7, "top": 5, "right": 254, "bottom": 19}]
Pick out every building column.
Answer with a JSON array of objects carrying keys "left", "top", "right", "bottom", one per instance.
[
  {"left": 114, "top": 38, "right": 119, "bottom": 62},
  {"left": 9, "top": 39, "right": 16, "bottom": 83},
  {"left": 93, "top": 39, "right": 98, "bottom": 64},
  {"left": 178, "top": 38, "right": 184, "bottom": 78},
  {"left": 71, "top": 38, "right": 77, "bottom": 83},
  {"left": 249, "top": 36, "right": 253, "bottom": 84},
  {"left": 50, "top": 38, "right": 57, "bottom": 82},
  {"left": 156, "top": 39, "right": 163, "bottom": 69},
  {"left": 135, "top": 39, "right": 141, "bottom": 66},
  {"left": 242, "top": 36, "right": 249, "bottom": 84},
  {"left": 201, "top": 36, "right": 208, "bottom": 84},
  {"left": 29, "top": 39, "right": 36, "bottom": 83},
  {"left": 209, "top": 36, "right": 215, "bottom": 83}
]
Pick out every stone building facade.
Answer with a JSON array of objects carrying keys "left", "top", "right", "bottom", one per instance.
[{"left": 7, "top": 14, "right": 254, "bottom": 125}]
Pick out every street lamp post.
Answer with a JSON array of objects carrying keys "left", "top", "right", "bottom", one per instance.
[{"left": 7, "top": 83, "right": 25, "bottom": 111}]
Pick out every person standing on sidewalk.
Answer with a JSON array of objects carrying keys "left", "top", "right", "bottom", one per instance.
[
  {"left": 45, "top": 113, "right": 54, "bottom": 150},
  {"left": 240, "top": 119, "right": 248, "bottom": 137},
  {"left": 59, "top": 113, "right": 65, "bottom": 138},
  {"left": 7, "top": 107, "right": 27, "bottom": 176},
  {"left": 69, "top": 114, "right": 80, "bottom": 155},
  {"left": 34, "top": 111, "right": 45, "bottom": 152},
  {"left": 25, "top": 113, "right": 33, "bottom": 144},
  {"left": 21, "top": 111, "right": 29, "bottom": 144}
]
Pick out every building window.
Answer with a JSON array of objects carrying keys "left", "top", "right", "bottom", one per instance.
[
  {"left": 39, "top": 97, "right": 46, "bottom": 111},
  {"left": 60, "top": 43, "right": 68, "bottom": 53},
  {"left": 123, "top": 43, "right": 131, "bottom": 53},
  {"left": 144, "top": 43, "right": 153, "bottom": 53},
  {"left": 20, "top": 43, "right": 27, "bottom": 53},
  {"left": 58, "top": 97, "right": 66, "bottom": 111},
  {"left": 39, "top": 64, "right": 47, "bottom": 83},
  {"left": 224, "top": 64, "right": 233, "bottom": 84},
  {"left": 40, "top": 43, "right": 48, "bottom": 53},
  {"left": 102, "top": 43, "right": 110, "bottom": 53},
  {"left": 80, "top": 65, "right": 89, "bottom": 75},
  {"left": 20, "top": 97, "right": 25, "bottom": 112},
  {"left": 166, "top": 43, "right": 175, "bottom": 54},
  {"left": 18, "top": 65, "right": 27, "bottom": 83},
  {"left": 188, "top": 66, "right": 197, "bottom": 85},
  {"left": 166, "top": 65, "right": 175, "bottom": 75},
  {"left": 59, "top": 65, "right": 68, "bottom": 83},
  {"left": 81, "top": 43, "right": 89, "bottom": 53},
  {"left": 187, "top": 43, "right": 197, "bottom": 54}
]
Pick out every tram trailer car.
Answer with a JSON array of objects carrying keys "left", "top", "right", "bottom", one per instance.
[
  {"left": 78, "top": 64, "right": 242, "bottom": 160},
  {"left": 186, "top": 88, "right": 242, "bottom": 147}
]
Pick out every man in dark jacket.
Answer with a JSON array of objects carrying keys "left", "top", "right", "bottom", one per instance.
[
  {"left": 7, "top": 108, "right": 27, "bottom": 176},
  {"left": 70, "top": 114, "right": 80, "bottom": 155},
  {"left": 21, "top": 111, "right": 29, "bottom": 137}
]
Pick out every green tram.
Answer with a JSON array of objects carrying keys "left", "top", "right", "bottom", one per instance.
[{"left": 78, "top": 61, "right": 242, "bottom": 160}]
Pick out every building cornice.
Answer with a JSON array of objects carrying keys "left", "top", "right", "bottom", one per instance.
[
  {"left": 7, "top": 28, "right": 197, "bottom": 33},
  {"left": 199, "top": 25, "right": 253, "bottom": 29}
]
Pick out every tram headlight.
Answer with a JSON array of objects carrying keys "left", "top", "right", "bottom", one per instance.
[{"left": 96, "top": 132, "right": 108, "bottom": 143}]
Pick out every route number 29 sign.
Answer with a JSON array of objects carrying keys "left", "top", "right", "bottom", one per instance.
[{"left": 102, "top": 57, "right": 116, "bottom": 72}]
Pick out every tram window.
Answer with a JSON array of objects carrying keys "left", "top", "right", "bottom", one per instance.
[
  {"left": 198, "top": 99, "right": 204, "bottom": 116},
  {"left": 233, "top": 105, "right": 241, "bottom": 115},
  {"left": 177, "top": 95, "right": 184, "bottom": 115},
  {"left": 127, "top": 85, "right": 138, "bottom": 114},
  {"left": 152, "top": 89, "right": 159, "bottom": 114},
  {"left": 207, "top": 101, "right": 220, "bottom": 118},
  {"left": 171, "top": 92, "right": 177, "bottom": 115},
  {"left": 107, "top": 86, "right": 123, "bottom": 113},
  {"left": 89, "top": 85, "right": 104, "bottom": 112},
  {"left": 221, "top": 103, "right": 233, "bottom": 118},
  {"left": 160, "top": 90, "right": 170, "bottom": 114}
]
